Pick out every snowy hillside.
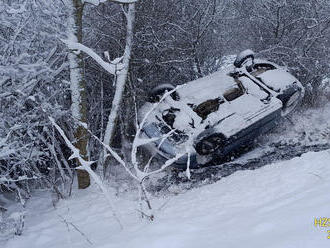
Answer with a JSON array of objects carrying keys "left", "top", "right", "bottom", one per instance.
[{"left": 3, "top": 149, "right": 330, "bottom": 248}]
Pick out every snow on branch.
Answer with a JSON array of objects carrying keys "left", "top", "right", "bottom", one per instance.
[
  {"left": 130, "top": 85, "right": 196, "bottom": 180},
  {"left": 134, "top": 129, "right": 176, "bottom": 147},
  {"left": 87, "top": 130, "right": 138, "bottom": 180},
  {"left": 50, "top": 85, "right": 192, "bottom": 220},
  {"left": 49, "top": 117, "right": 123, "bottom": 229},
  {"left": 62, "top": 39, "right": 123, "bottom": 75},
  {"left": 82, "top": 0, "right": 138, "bottom": 5},
  {"left": 138, "top": 85, "right": 185, "bottom": 130}
]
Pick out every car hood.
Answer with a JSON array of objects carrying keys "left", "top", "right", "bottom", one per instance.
[{"left": 257, "top": 68, "right": 301, "bottom": 93}]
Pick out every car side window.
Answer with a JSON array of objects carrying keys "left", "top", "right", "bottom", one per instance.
[
  {"left": 223, "top": 86, "right": 244, "bottom": 101},
  {"left": 250, "top": 63, "right": 276, "bottom": 77},
  {"left": 193, "top": 98, "right": 224, "bottom": 120}
]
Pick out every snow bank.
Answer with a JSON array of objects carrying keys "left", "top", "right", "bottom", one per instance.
[
  {"left": 3, "top": 149, "right": 330, "bottom": 248},
  {"left": 262, "top": 103, "right": 330, "bottom": 147}
]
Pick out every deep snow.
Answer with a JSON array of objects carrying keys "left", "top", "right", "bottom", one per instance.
[{"left": 2, "top": 148, "right": 330, "bottom": 248}]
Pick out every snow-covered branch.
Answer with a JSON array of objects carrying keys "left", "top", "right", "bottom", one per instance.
[
  {"left": 49, "top": 117, "right": 123, "bottom": 229},
  {"left": 97, "top": 2, "right": 136, "bottom": 168},
  {"left": 82, "top": 0, "right": 138, "bottom": 5},
  {"left": 62, "top": 39, "right": 123, "bottom": 75}
]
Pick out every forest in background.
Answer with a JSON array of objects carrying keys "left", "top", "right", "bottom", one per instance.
[{"left": 1, "top": 0, "right": 330, "bottom": 208}]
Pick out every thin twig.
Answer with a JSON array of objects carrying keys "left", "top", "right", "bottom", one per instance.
[{"left": 58, "top": 214, "right": 93, "bottom": 245}]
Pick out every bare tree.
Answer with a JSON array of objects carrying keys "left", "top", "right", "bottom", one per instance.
[
  {"left": 66, "top": 0, "right": 90, "bottom": 189},
  {"left": 0, "top": 0, "right": 72, "bottom": 199},
  {"left": 98, "top": 2, "right": 136, "bottom": 170},
  {"left": 50, "top": 86, "right": 194, "bottom": 220},
  {"left": 235, "top": 0, "right": 330, "bottom": 106},
  {"left": 65, "top": 0, "right": 137, "bottom": 188}
]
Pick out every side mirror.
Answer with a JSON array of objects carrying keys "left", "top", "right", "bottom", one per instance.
[{"left": 234, "top": 49, "right": 255, "bottom": 68}]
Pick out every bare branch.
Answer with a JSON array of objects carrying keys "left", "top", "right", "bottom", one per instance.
[
  {"left": 49, "top": 117, "right": 123, "bottom": 229},
  {"left": 62, "top": 39, "right": 122, "bottom": 75}
]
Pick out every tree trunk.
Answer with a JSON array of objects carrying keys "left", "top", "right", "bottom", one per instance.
[
  {"left": 68, "top": 0, "right": 90, "bottom": 189},
  {"left": 98, "top": 3, "right": 136, "bottom": 170}
]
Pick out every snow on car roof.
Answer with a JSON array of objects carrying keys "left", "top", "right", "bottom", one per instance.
[{"left": 176, "top": 67, "right": 237, "bottom": 105}]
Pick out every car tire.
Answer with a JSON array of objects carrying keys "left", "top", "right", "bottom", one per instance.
[
  {"left": 234, "top": 49, "right": 255, "bottom": 68},
  {"left": 195, "top": 133, "right": 227, "bottom": 155},
  {"left": 148, "top": 84, "right": 177, "bottom": 102}
]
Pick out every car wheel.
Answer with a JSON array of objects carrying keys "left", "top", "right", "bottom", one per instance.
[
  {"left": 234, "top": 49, "right": 255, "bottom": 68},
  {"left": 148, "top": 84, "right": 178, "bottom": 102},
  {"left": 195, "top": 133, "right": 227, "bottom": 155}
]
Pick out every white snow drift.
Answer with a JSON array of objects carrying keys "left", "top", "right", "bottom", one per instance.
[{"left": 2, "top": 149, "right": 330, "bottom": 248}]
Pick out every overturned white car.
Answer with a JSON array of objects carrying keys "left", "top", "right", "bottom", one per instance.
[{"left": 138, "top": 50, "right": 304, "bottom": 169}]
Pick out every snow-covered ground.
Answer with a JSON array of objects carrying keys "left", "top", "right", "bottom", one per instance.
[
  {"left": 260, "top": 104, "right": 330, "bottom": 147},
  {"left": 2, "top": 148, "right": 330, "bottom": 248}
]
